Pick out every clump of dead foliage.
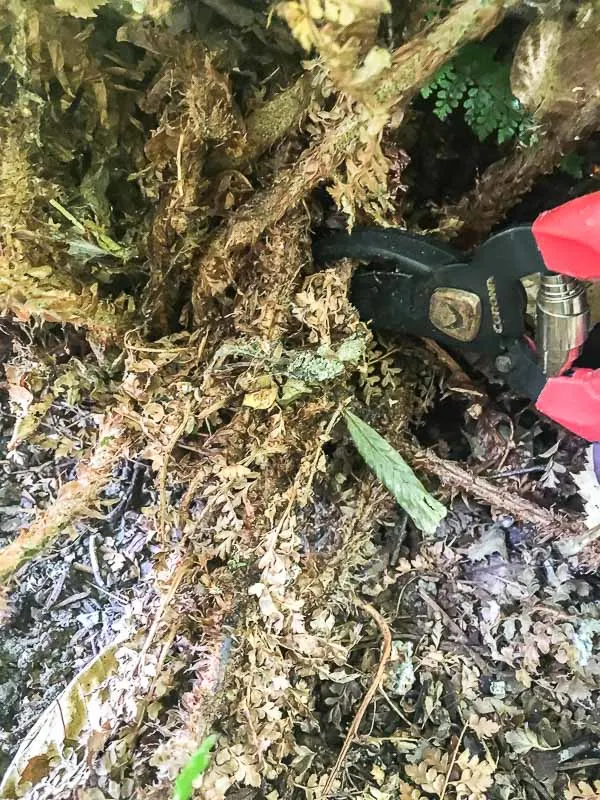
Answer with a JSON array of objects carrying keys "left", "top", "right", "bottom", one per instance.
[{"left": 2, "top": 2, "right": 600, "bottom": 800}]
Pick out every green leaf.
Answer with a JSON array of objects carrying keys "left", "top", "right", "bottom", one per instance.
[
  {"left": 173, "top": 735, "right": 218, "bottom": 800},
  {"left": 421, "top": 42, "right": 531, "bottom": 145},
  {"left": 344, "top": 410, "right": 446, "bottom": 535}
]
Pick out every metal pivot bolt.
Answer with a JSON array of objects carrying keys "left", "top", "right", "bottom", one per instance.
[
  {"left": 429, "top": 287, "right": 482, "bottom": 342},
  {"left": 495, "top": 354, "right": 513, "bottom": 373}
]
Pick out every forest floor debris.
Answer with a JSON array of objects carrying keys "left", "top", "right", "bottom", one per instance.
[{"left": 3, "top": 2, "right": 600, "bottom": 800}]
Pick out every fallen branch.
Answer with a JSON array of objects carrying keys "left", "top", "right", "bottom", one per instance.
[
  {"left": 322, "top": 599, "right": 392, "bottom": 798},
  {"left": 408, "top": 445, "right": 583, "bottom": 539},
  {"left": 192, "top": 0, "right": 518, "bottom": 319}
]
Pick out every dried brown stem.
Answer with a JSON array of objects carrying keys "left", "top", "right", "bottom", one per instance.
[
  {"left": 408, "top": 445, "right": 583, "bottom": 539},
  {"left": 440, "top": 718, "right": 469, "bottom": 800},
  {"left": 0, "top": 418, "right": 128, "bottom": 582},
  {"left": 192, "top": 0, "right": 518, "bottom": 320},
  {"left": 322, "top": 599, "right": 392, "bottom": 798}
]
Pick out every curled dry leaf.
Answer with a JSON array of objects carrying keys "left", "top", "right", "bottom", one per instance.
[
  {"left": 505, "top": 726, "right": 560, "bottom": 755},
  {"left": 399, "top": 780, "right": 425, "bottom": 800},
  {"left": 242, "top": 385, "right": 279, "bottom": 410},
  {"left": 0, "top": 642, "right": 120, "bottom": 798},
  {"left": 53, "top": 0, "right": 106, "bottom": 17},
  {"left": 468, "top": 714, "right": 501, "bottom": 739}
]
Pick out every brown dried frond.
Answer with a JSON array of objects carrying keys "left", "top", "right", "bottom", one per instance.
[
  {"left": 141, "top": 43, "right": 247, "bottom": 334},
  {"left": 277, "top": 0, "right": 392, "bottom": 103},
  {"left": 0, "top": 110, "right": 135, "bottom": 338},
  {"left": 0, "top": 237, "right": 136, "bottom": 341},
  {"left": 0, "top": 119, "right": 35, "bottom": 233},
  {"left": 233, "top": 209, "right": 310, "bottom": 340}
]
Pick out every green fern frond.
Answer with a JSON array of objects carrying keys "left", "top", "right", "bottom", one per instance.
[{"left": 420, "top": 43, "right": 532, "bottom": 145}]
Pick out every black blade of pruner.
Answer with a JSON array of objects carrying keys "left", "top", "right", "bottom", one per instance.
[{"left": 312, "top": 225, "right": 549, "bottom": 362}]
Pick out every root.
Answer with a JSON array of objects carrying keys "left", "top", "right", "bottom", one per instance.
[
  {"left": 322, "top": 599, "right": 392, "bottom": 798},
  {"left": 191, "top": 0, "right": 518, "bottom": 320}
]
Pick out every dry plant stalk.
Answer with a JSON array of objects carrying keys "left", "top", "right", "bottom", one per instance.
[
  {"left": 0, "top": 417, "right": 128, "bottom": 582},
  {"left": 322, "top": 599, "right": 392, "bottom": 798},
  {"left": 141, "top": 43, "right": 245, "bottom": 333},
  {"left": 191, "top": 0, "right": 519, "bottom": 319},
  {"left": 276, "top": 0, "right": 390, "bottom": 103},
  {"left": 410, "top": 446, "right": 582, "bottom": 538}
]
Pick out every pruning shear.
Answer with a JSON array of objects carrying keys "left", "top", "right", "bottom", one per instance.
[{"left": 313, "top": 192, "right": 600, "bottom": 442}]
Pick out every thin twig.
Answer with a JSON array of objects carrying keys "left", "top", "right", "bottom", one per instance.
[
  {"left": 439, "top": 719, "right": 468, "bottom": 800},
  {"left": 88, "top": 534, "right": 105, "bottom": 588},
  {"left": 378, "top": 685, "right": 414, "bottom": 728},
  {"left": 158, "top": 402, "right": 193, "bottom": 540},
  {"left": 321, "top": 599, "right": 392, "bottom": 798},
  {"left": 135, "top": 560, "right": 188, "bottom": 678},
  {"left": 558, "top": 758, "right": 600, "bottom": 771},
  {"left": 422, "top": 338, "right": 481, "bottom": 394},
  {"left": 494, "top": 416, "right": 515, "bottom": 473},
  {"left": 518, "top": 766, "right": 553, "bottom": 800},
  {"left": 488, "top": 465, "right": 545, "bottom": 479}
]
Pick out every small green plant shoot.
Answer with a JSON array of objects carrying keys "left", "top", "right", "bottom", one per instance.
[
  {"left": 421, "top": 43, "right": 531, "bottom": 144},
  {"left": 173, "top": 734, "right": 218, "bottom": 800},
  {"left": 344, "top": 410, "right": 446, "bottom": 535}
]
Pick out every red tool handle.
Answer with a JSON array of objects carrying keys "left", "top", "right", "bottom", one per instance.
[
  {"left": 531, "top": 192, "right": 600, "bottom": 439},
  {"left": 536, "top": 368, "right": 600, "bottom": 441},
  {"left": 532, "top": 191, "right": 600, "bottom": 280}
]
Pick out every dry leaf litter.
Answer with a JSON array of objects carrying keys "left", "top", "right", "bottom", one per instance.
[{"left": 2, "top": 2, "right": 600, "bottom": 800}]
